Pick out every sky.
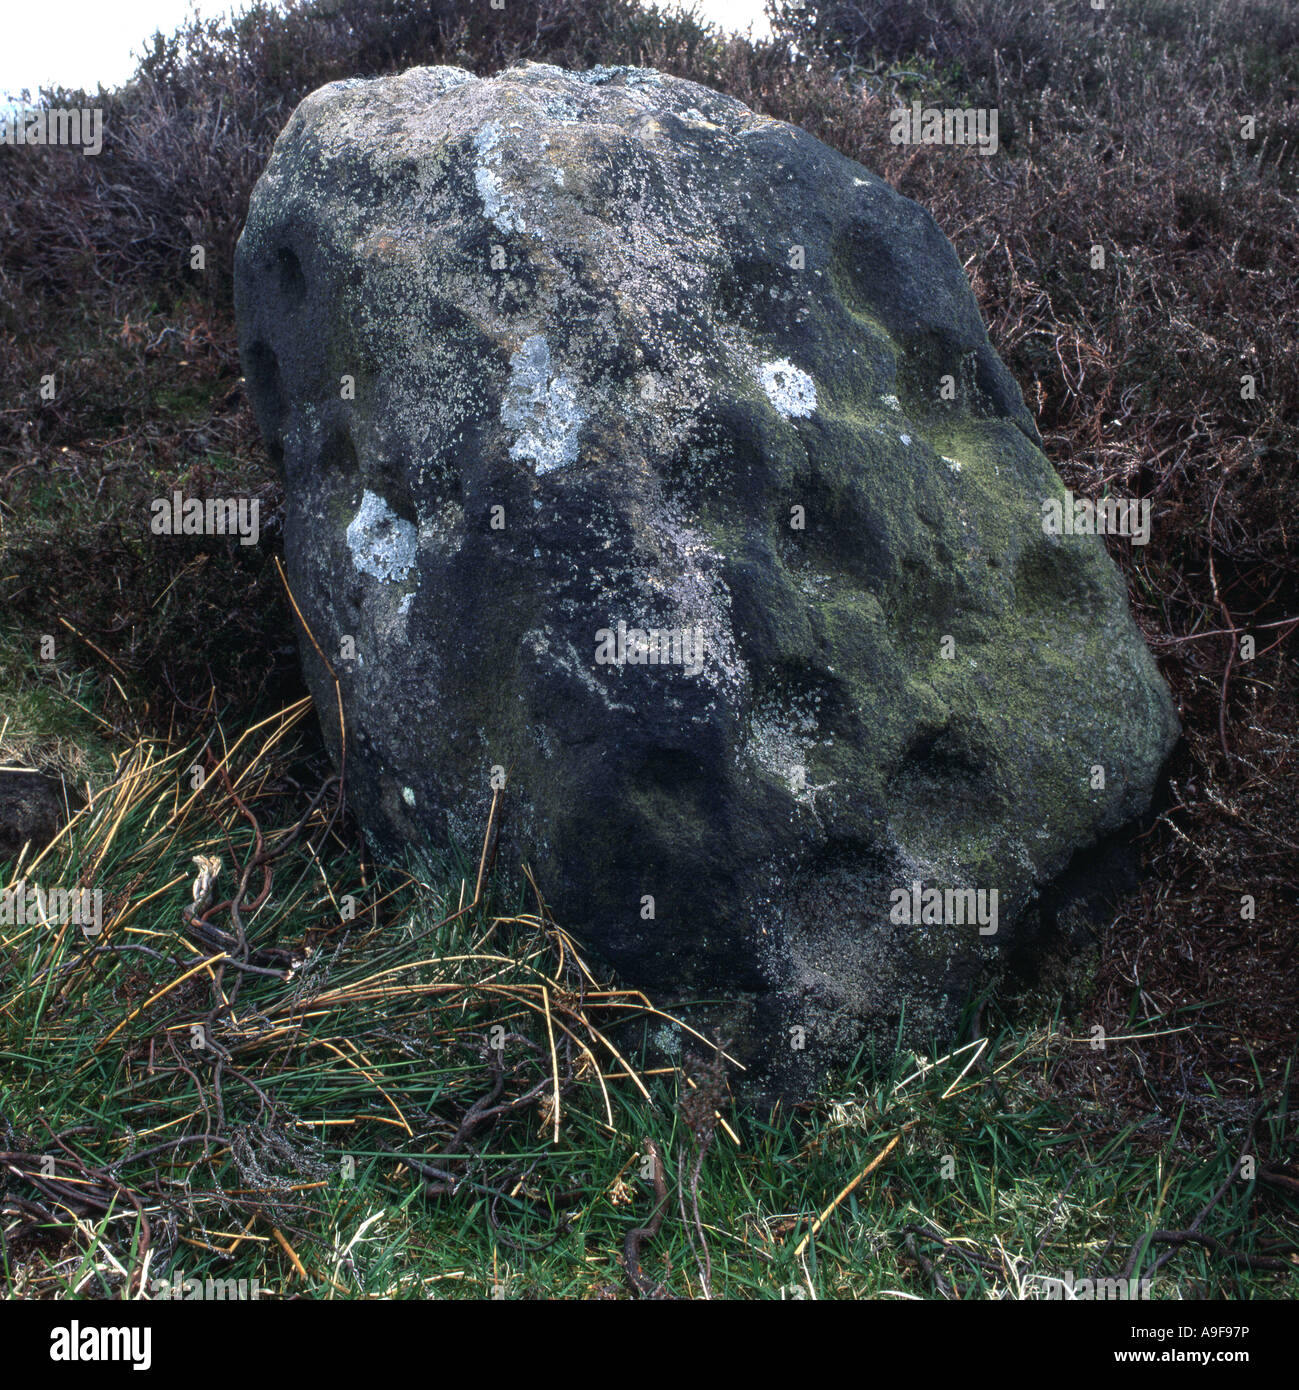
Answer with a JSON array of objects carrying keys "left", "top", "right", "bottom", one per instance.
[{"left": 1, "top": 0, "right": 772, "bottom": 103}]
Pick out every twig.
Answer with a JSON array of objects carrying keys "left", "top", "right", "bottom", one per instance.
[
  {"left": 625, "top": 1138, "right": 674, "bottom": 1299},
  {"left": 793, "top": 1120, "right": 918, "bottom": 1258}
]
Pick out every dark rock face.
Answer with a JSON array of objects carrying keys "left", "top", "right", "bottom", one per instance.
[
  {"left": 235, "top": 62, "right": 1179, "bottom": 1094},
  {"left": 0, "top": 770, "right": 77, "bottom": 866}
]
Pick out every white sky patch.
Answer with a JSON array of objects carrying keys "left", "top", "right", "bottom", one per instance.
[
  {"left": 0, "top": 0, "right": 771, "bottom": 107},
  {"left": 656, "top": 0, "right": 770, "bottom": 39},
  {"left": 1, "top": 0, "right": 249, "bottom": 102},
  {"left": 760, "top": 358, "right": 817, "bottom": 419},
  {"left": 501, "top": 335, "right": 585, "bottom": 474},
  {"left": 346, "top": 489, "right": 416, "bottom": 583}
]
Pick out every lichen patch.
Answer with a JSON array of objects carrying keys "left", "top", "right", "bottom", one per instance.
[
  {"left": 346, "top": 489, "right": 416, "bottom": 583},
  {"left": 473, "top": 120, "right": 525, "bottom": 233},
  {"left": 759, "top": 358, "right": 817, "bottom": 419},
  {"left": 500, "top": 334, "right": 585, "bottom": 473}
]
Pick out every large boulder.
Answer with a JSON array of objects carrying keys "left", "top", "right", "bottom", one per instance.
[{"left": 235, "top": 62, "right": 1178, "bottom": 1094}]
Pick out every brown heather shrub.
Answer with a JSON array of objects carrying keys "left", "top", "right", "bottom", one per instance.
[{"left": 0, "top": 0, "right": 1295, "bottom": 1124}]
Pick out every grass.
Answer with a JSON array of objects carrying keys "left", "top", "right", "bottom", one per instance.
[
  {"left": 0, "top": 631, "right": 115, "bottom": 783},
  {"left": 1, "top": 0, "right": 1297, "bottom": 1298},
  {"left": 1, "top": 707, "right": 1293, "bottom": 1299}
]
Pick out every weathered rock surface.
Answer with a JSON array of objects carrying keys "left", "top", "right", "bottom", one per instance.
[
  {"left": 0, "top": 769, "right": 79, "bottom": 866},
  {"left": 235, "top": 62, "right": 1179, "bottom": 1095}
]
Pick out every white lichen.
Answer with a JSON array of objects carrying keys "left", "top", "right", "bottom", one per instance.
[
  {"left": 473, "top": 120, "right": 502, "bottom": 157},
  {"left": 747, "top": 698, "right": 835, "bottom": 813},
  {"left": 500, "top": 335, "right": 585, "bottom": 473},
  {"left": 575, "top": 65, "right": 662, "bottom": 87},
  {"left": 473, "top": 120, "right": 525, "bottom": 233},
  {"left": 346, "top": 489, "right": 416, "bottom": 583},
  {"left": 759, "top": 358, "right": 817, "bottom": 419}
]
